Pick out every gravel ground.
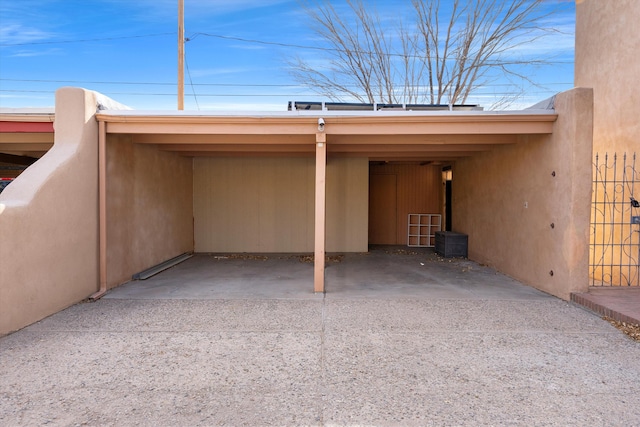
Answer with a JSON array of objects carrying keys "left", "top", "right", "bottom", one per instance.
[
  {"left": 2, "top": 254, "right": 640, "bottom": 426},
  {"left": 2, "top": 296, "right": 640, "bottom": 426}
]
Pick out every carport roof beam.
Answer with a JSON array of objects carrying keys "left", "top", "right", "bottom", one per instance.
[{"left": 95, "top": 112, "right": 557, "bottom": 136}]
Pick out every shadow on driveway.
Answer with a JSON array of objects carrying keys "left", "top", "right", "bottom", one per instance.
[
  {"left": 104, "top": 247, "right": 552, "bottom": 301},
  {"left": 2, "top": 248, "right": 639, "bottom": 425}
]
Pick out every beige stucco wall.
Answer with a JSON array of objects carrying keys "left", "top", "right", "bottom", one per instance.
[
  {"left": 576, "top": 0, "right": 640, "bottom": 286},
  {"left": 193, "top": 156, "right": 368, "bottom": 253},
  {"left": 106, "top": 136, "right": 194, "bottom": 288},
  {"left": 575, "top": 0, "right": 640, "bottom": 154},
  {"left": 452, "top": 88, "right": 593, "bottom": 300},
  {"left": 0, "top": 87, "right": 100, "bottom": 335}
]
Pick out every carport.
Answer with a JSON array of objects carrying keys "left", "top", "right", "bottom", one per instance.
[
  {"left": 94, "top": 106, "right": 561, "bottom": 295},
  {"left": 0, "top": 87, "right": 593, "bottom": 336}
]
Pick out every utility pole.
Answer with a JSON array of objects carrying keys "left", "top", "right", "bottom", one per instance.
[{"left": 178, "top": 0, "right": 185, "bottom": 110}]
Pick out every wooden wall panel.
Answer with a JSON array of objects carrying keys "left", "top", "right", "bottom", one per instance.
[
  {"left": 369, "top": 174, "right": 397, "bottom": 244},
  {"left": 193, "top": 157, "right": 369, "bottom": 253},
  {"left": 194, "top": 157, "right": 315, "bottom": 253},
  {"left": 369, "top": 163, "right": 442, "bottom": 245},
  {"left": 326, "top": 157, "right": 369, "bottom": 252}
]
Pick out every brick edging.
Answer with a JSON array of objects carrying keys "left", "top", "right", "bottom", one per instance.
[{"left": 571, "top": 292, "right": 640, "bottom": 325}]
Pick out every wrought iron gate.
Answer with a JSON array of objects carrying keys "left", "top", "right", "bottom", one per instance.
[{"left": 590, "top": 152, "right": 640, "bottom": 286}]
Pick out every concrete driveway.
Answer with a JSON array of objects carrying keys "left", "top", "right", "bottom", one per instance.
[{"left": 1, "top": 248, "right": 639, "bottom": 426}]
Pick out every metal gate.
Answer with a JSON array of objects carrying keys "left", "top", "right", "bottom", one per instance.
[{"left": 590, "top": 152, "right": 640, "bottom": 286}]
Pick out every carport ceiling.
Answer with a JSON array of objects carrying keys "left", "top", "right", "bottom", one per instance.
[{"left": 96, "top": 111, "right": 557, "bottom": 162}]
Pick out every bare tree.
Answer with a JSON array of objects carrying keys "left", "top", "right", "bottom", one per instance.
[{"left": 289, "top": 0, "right": 553, "bottom": 107}]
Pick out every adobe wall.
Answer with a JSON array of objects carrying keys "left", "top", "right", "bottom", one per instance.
[
  {"left": 0, "top": 88, "right": 100, "bottom": 335},
  {"left": 452, "top": 88, "right": 593, "bottom": 300},
  {"left": 576, "top": 0, "right": 640, "bottom": 286},
  {"left": 575, "top": 0, "right": 639, "bottom": 154},
  {"left": 106, "top": 137, "right": 194, "bottom": 288},
  {"left": 193, "top": 156, "right": 368, "bottom": 253}
]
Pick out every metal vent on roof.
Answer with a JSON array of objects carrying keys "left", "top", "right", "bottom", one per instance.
[{"left": 288, "top": 101, "right": 483, "bottom": 112}]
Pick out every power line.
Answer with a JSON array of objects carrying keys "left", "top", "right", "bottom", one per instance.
[
  {"left": 0, "top": 78, "right": 304, "bottom": 87},
  {"left": 0, "top": 89, "right": 308, "bottom": 97},
  {"left": 0, "top": 89, "right": 571, "bottom": 97},
  {"left": 0, "top": 33, "right": 175, "bottom": 47},
  {"left": 184, "top": 51, "right": 200, "bottom": 110},
  {"left": 189, "top": 32, "right": 574, "bottom": 65},
  {"left": 1, "top": 29, "right": 573, "bottom": 65},
  {"left": 0, "top": 78, "right": 573, "bottom": 89}
]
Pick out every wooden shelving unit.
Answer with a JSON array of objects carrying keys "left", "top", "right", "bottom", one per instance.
[{"left": 407, "top": 214, "right": 442, "bottom": 247}]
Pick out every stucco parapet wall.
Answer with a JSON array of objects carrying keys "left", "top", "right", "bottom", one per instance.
[
  {"left": 95, "top": 111, "right": 557, "bottom": 136},
  {"left": 96, "top": 108, "right": 557, "bottom": 118},
  {"left": 0, "top": 90, "right": 129, "bottom": 123},
  {"left": 0, "top": 87, "right": 103, "bottom": 335}
]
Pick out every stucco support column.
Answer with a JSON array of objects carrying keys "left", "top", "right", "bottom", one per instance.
[
  {"left": 91, "top": 119, "right": 108, "bottom": 300},
  {"left": 314, "top": 132, "right": 327, "bottom": 293}
]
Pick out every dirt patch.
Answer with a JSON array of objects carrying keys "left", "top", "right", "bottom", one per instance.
[
  {"left": 211, "top": 254, "right": 269, "bottom": 261},
  {"left": 604, "top": 317, "right": 640, "bottom": 342},
  {"left": 383, "top": 248, "right": 420, "bottom": 255},
  {"left": 297, "top": 254, "right": 344, "bottom": 263},
  {"left": 210, "top": 253, "right": 346, "bottom": 263}
]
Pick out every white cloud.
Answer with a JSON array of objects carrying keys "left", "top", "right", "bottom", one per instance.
[
  {"left": 7, "top": 48, "right": 62, "bottom": 58},
  {"left": 188, "top": 67, "right": 255, "bottom": 78},
  {"left": 99, "top": 0, "right": 293, "bottom": 21},
  {"left": 226, "top": 43, "right": 267, "bottom": 51},
  {"left": 0, "top": 23, "right": 55, "bottom": 46},
  {"left": 503, "top": 24, "right": 575, "bottom": 58}
]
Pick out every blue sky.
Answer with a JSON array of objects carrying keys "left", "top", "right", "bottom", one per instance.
[{"left": 0, "top": 0, "right": 575, "bottom": 111}]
